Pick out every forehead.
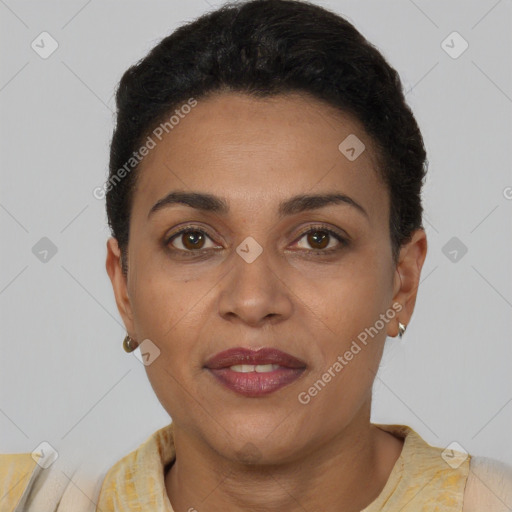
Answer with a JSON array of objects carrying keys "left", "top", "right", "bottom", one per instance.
[{"left": 131, "top": 91, "right": 387, "bottom": 222}]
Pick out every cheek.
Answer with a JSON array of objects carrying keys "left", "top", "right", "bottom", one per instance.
[
  {"left": 129, "top": 270, "right": 211, "bottom": 418},
  {"left": 128, "top": 251, "right": 206, "bottom": 337},
  {"left": 294, "top": 272, "right": 390, "bottom": 431},
  {"left": 296, "top": 248, "right": 392, "bottom": 395},
  {"left": 128, "top": 261, "right": 220, "bottom": 393},
  {"left": 305, "top": 248, "right": 392, "bottom": 336}
]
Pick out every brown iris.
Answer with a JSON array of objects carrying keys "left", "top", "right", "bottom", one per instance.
[
  {"left": 182, "top": 231, "right": 206, "bottom": 250},
  {"left": 307, "top": 230, "right": 329, "bottom": 250}
]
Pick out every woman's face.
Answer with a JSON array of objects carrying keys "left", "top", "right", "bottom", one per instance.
[{"left": 107, "top": 91, "right": 426, "bottom": 463}]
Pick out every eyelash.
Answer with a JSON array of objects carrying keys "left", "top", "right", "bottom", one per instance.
[{"left": 164, "top": 224, "right": 349, "bottom": 257}]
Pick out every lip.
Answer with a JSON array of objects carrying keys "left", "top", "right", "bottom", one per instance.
[
  {"left": 204, "top": 347, "right": 307, "bottom": 397},
  {"left": 204, "top": 347, "right": 307, "bottom": 369}
]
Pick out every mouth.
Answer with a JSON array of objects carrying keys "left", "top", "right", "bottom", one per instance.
[{"left": 204, "top": 347, "right": 307, "bottom": 397}]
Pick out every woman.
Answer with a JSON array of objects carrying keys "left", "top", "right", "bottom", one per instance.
[{"left": 96, "top": 0, "right": 512, "bottom": 510}]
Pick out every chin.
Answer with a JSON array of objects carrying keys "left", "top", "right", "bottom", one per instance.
[{"left": 207, "top": 415, "right": 306, "bottom": 465}]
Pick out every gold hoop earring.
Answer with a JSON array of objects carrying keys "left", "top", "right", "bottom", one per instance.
[
  {"left": 398, "top": 322, "right": 407, "bottom": 339},
  {"left": 123, "top": 335, "right": 137, "bottom": 353}
]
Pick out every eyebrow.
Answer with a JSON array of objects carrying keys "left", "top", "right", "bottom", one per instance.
[{"left": 148, "top": 191, "right": 368, "bottom": 219}]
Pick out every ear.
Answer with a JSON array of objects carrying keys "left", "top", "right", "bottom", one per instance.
[
  {"left": 387, "top": 229, "right": 428, "bottom": 338},
  {"left": 105, "top": 237, "right": 135, "bottom": 336}
]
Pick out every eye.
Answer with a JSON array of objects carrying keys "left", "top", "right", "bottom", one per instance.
[
  {"left": 165, "top": 224, "right": 349, "bottom": 256},
  {"left": 166, "top": 227, "right": 219, "bottom": 252},
  {"left": 294, "top": 226, "right": 348, "bottom": 253}
]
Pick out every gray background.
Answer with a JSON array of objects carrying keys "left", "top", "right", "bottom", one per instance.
[{"left": 1, "top": 0, "right": 511, "bottom": 486}]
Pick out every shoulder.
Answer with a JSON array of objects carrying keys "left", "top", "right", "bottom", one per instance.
[
  {"left": 97, "top": 423, "right": 176, "bottom": 509},
  {"left": 95, "top": 443, "right": 142, "bottom": 508},
  {"left": 98, "top": 424, "right": 169, "bottom": 489},
  {"left": 462, "top": 455, "right": 512, "bottom": 512},
  {"left": 0, "top": 452, "right": 100, "bottom": 512},
  {"left": 0, "top": 453, "right": 42, "bottom": 512}
]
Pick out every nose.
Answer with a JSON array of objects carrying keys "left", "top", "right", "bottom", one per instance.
[{"left": 217, "top": 245, "right": 293, "bottom": 327}]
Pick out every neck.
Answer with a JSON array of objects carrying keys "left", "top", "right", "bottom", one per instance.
[{"left": 165, "top": 408, "right": 403, "bottom": 512}]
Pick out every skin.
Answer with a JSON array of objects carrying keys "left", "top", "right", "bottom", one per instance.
[{"left": 106, "top": 91, "right": 427, "bottom": 512}]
